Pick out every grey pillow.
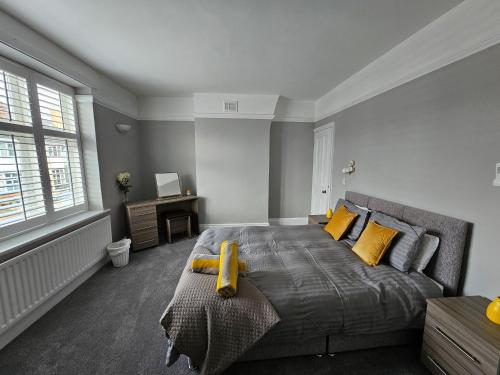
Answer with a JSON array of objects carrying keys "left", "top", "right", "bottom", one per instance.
[
  {"left": 411, "top": 234, "right": 440, "bottom": 272},
  {"left": 370, "top": 211, "right": 426, "bottom": 272},
  {"left": 334, "top": 199, "right": 370, "bottom": 241}
]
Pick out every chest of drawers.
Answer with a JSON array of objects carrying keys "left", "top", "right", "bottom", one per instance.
[{"left": 422, "top": 296, "right": 500, "bottom": 375}]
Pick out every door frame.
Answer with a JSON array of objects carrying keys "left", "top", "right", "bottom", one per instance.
[{"left": 311, "top": 122, "right": 335, "bottom": 214}]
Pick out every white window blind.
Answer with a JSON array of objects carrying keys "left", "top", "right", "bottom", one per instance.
[
  {"left": 0, "top": 131, "right": 45, "bottom": 227},
  {"left": 0, "top": 57, "right": 87, "bottom": 238},
  {"left": 37, "top": 84, "right": 76, "bottom": 133},
  {"left": 0, "top": 69, "right": 32, "bottom": 127},
  {"left": 45, "top": 137, "right": 85, "bottom": 211}
]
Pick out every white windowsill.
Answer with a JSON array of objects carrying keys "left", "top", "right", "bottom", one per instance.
[{"left": 0, "top": 210, "right": 110, "bottom": 262}]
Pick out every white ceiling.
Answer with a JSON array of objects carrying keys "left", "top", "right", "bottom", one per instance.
[{"left": 0, "top": 0, "right": 462, "bottom": 99}]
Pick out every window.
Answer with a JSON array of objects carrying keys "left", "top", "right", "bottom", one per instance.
[
  {"left": 0, "top": 69, "right": 32, "bottom": 126},
  {"left": 45, "top": 137, "right": 85, "bottom": 210},
  {"left": 0, "top": 172, "right": 20, "bottom": 192},
  {"left": 49, "top": 168, "right": 67, "bottom": 190},
  {"left": 37, "top": 84, "right": 77, "bottom": 133},
  {"left": 46, "top": 144, "right": 64, "bottom": 157},
  {"left": 0, "top": 57, "right": 86, "bottom": 237},
  {"left": 0, "top": 141, "right": 14, "bottom": 157}
]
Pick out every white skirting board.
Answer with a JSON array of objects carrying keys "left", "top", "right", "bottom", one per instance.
[
  {"left": 268, "top": 217, "right": 308, "bottom": 226},
  {"left": 199, "top": 218, "right": 308, "bottom": 230},
  {"left": 199, "top": 222, "right": 270, "bottom": 231},
  {"left": 0, "top": 216, "right": 112, "bottom": 350}
]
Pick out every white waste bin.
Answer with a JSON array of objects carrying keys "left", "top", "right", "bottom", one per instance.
[{"left": 107, "top": 238, "right": 131, "bottom": 268}]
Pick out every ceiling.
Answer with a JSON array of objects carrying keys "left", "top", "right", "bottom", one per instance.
[{"left": 0, "top": 0, "right": 462, "bottom": 99}]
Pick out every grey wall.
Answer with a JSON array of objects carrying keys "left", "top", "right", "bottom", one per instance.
[
  {"left": 195, "top": 118, "right": 271, "bottom": 224},
  {"left": 138, "top": 121, "right": 196, "bottom": 198},
  {"left": 94, "top": 104, "right": 142, "bottom": 241},
  {"left": 316, "top": 44, "right": 500, "bottom": 299},
  {"left": 269, "top": 122, "right": 314, "bottom": 218}
]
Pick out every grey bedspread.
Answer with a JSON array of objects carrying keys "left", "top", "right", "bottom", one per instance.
[
  {"left": 160, "top": 247, "right": 280, "bottom": 375},
  {"left": 161, "top": 225, "right": 442, "bottom": 373}
]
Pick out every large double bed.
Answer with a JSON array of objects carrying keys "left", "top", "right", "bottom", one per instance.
[{"left": 160, "top": 191, "right": 468, "bottom": 374}]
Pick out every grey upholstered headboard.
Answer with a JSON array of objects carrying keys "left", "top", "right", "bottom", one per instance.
[{"left": 345, "top": 191, "right": 468, "bottom": 297}]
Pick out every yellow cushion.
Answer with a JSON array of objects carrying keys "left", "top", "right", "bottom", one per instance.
[
  {"left": 191, "top": 258, "right": 247, "bottom": 273},
  {"left": 324, "top": 205, "right": 359, "bottom": 240},
  {"left": 352, "top": 220, "right": 399, "bottom": 266},
  {"left": 216, "top": 240, "right": 239, "bottom": 298}
]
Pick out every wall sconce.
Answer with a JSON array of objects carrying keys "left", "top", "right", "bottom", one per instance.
[
  {"left": 494, "top": 163, "right": 500, "bottom": 187},
  {"left": 116, "top": 123, "right": 132, "bottom": 134},
  {"left": 342, "top": 160, "right": 355, "bottom": 186},
  {"left": 342, "top": 160, "right": 355, "bottom": 175}
]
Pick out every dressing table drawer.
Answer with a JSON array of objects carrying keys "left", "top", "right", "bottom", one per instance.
[
  {"left": 129, "top": 207, "right": 157, "bottom": 225},
  {"left": 131, "top": 229, "right": 159, "bottom": 251}
]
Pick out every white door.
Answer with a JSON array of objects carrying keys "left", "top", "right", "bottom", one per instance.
[{"left": 311, "top": 123, "right": 334, "bottom": 214}]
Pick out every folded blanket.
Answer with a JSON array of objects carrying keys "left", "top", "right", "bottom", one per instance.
[
  {"left": 191, "top": 254, "right": 247, "bottom": 275},
  {"left": 216, "top": 240, "right": 238, "bottom": 298},
  {"left": 160, "top": 245, "right": 281, "bottom": 375}
]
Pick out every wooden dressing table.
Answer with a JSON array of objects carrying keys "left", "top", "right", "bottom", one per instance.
[{"left": 125, "top": 195, "right": 199, "bottom": 251}]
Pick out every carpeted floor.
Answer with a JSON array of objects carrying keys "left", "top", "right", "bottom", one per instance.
[{"left": 0, "top": 238, "right": 430, "bottom": 375}]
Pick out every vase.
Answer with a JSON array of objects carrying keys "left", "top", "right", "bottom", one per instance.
[
  {"left": 326, "top": 208, "right": 333, "bottom": 219},
  {"left": 486, "top": 297, "right": 500, "bottom": 325}
]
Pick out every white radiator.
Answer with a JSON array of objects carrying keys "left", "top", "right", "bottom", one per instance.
[{"left": 0, "top": 215, "right": 112, "bottom": 349}]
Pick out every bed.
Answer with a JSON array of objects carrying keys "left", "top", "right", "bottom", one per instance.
[{"left": 160, "top": 191, "right": 469, "bottom": 374}]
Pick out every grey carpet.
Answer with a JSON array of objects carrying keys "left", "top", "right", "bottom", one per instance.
[{"left": 0, "top": 238, "right": 430, "bottom": 375}]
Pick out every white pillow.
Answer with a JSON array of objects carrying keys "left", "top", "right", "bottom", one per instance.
[
  {"left": 354, "top": 203, "right": 370, "bottom": 211},
  {"left": 411, "top": 234, "right": 440, "bottom": 272}
]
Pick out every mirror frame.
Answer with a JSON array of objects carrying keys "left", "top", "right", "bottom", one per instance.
[{"left": 155, "top": 172, "right": 183, "bottom": 199}]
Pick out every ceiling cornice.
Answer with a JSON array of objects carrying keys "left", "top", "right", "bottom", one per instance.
[
  {"left": 194, "top": 113, "right": 276, "bottom": 120},
  {"left": 193, "top": 93, "right": 279, "bottom": 120},
  {"left": 315, "top": 0, "right": 500, "bottom": 122},
  {"left": 137, "top": 96, "right": 315, "bottom": 123},
  {"left": 138, "top": 97, "right": 194, "bottom": 122},
  {"left": 3, "top": 1, "right": 494, "bottom": 124},
  {"left": 137, "top": 1, "right": 499, "bottom": 124},
  {"left": 0, "top": 10, "right": 139, "bottom": 119}
]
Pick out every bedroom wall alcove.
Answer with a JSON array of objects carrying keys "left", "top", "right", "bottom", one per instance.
[
  {"left": 192, "top": 94, "right": 279, "bottom": 227},
  {"left": 195, "top": 118, "right": 272, "bottom": 227}
]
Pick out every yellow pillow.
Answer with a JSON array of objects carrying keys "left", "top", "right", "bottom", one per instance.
[
  {"left": 324, "top": 205, "right": 359, "bottom": 240},
  {"left": 352, "top": 220, "right": 399, "bottom": 266}
]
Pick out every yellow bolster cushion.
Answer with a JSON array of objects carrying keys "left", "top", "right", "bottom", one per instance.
[
  {"left": 216, "top": 240, "right": 239, "bottom": 298},
  {"left": 352, "top": 220, "right": 399, "bottom": 266},
  {"left": 191, "top": 258, "right": 247, "bottom": 272},
  {"left": 324, "top": 205, "right": 359, "bottom": 240}
]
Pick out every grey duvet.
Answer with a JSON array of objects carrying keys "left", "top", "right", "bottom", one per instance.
[{"left": 161, "top": 225, "right": 441, "bottom": 373}]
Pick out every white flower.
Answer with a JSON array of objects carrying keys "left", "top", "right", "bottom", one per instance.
[{"left": 116, "top": 172, "right": 131, "bottom": 186}]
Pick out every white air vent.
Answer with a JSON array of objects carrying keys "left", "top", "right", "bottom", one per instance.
[{"left": 223, "top": 100, "right": 238, "bottom": 113}]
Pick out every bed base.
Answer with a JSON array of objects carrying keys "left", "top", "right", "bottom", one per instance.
[
  {"left": 184, "top": 329, "right": 422, "bottom": 371},
  {"left": 238, "top": 329, "right": 422, "bottom": 362}
]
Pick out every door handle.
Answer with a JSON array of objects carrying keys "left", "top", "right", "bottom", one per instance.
[{"left": 321, "top": 190, "right": 327, "bottom": 194}]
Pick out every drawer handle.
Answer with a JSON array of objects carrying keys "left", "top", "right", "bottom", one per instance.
[
  {"left": 433, "top": 326, "right": 480, "bottom": 364},
  {"left": 137, "top": 238, "right": 156, "bottom": 245},
  {"left": 137, "top": 211, "right": 155, "bottom": 217},
  {"left": 426, "top": 355, "right": 448, "bottom": 375},
  {"left": 135, "top": 225, "right": 156, "bottom": 231}
]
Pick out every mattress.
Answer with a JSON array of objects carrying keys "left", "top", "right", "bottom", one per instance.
[{"left": 194, "top": 224, "right": 442, "bottom": 343}]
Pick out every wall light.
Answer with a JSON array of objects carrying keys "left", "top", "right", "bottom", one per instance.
[
  {"left": 342, "top": 160, "right": 356, "bottom": 175},
  {"left": 494, "top": 163, "right": 500, "bottom": 187},
  {"left": 116, "top": 123, "right": 132, "bottom": 134}
]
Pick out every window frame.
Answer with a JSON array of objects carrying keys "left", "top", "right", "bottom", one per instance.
[{"left": 0, "top": 56, "right": 87, "bottom": 239}]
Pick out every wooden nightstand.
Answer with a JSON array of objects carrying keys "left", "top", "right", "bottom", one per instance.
[
  {"left": 422, "top": 296, "right": 500, "bottom": 375},
  {"left": 308, "top": 214, "right": 329, "bottom": 225}
]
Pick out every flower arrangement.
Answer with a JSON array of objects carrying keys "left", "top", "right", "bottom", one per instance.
[{"left": 116, "top": 172, "right": 131, "bottom": 202}]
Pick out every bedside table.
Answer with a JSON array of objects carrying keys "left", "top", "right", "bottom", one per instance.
[
  {"left": 422, "top": 296, "right": 500, "bottom": 375},
  {"left": 308, "top": 214, "right": 329, "bottom": 225}
]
